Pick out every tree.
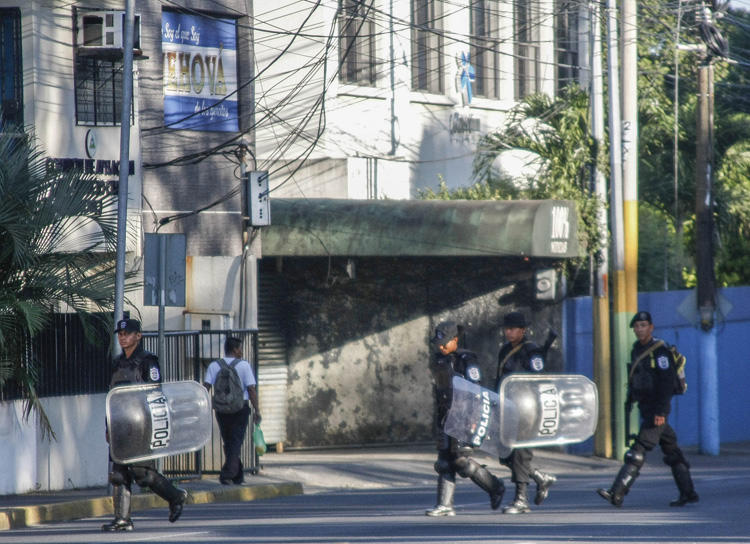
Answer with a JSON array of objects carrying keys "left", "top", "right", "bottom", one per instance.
[{"left": 0, "top": 126, "right": 119, "bottom": 437}]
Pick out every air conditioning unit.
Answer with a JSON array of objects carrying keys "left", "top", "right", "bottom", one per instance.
[{"left": 76, "top": 10, "right": 141, "bottom": 50}]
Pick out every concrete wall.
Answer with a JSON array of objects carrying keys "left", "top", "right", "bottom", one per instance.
[
  {"left": 0, "top": 394, "right": 108, "bottom": 495},
  {"left": 275, "top": 256, "right": 564, "bottom": 447}
]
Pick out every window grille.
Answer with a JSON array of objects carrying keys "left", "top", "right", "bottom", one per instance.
[
  {"left": 74, "top": 55, "right": 133, "bottom": 126},
  {"left": 339, "top": 0, "right": 377, "bottom": 86},
  {"left": 411, "top": 0, "right": 444, "bottom": 94},
  {"left": 555, "top": 0, "right": 579, "bottom": 95},
  {"left": 0, "top": 8, "right": 23, "bottom": 127},
  {"left": 470, "top": 0, "right": 501, "bottom": 99},
  {"left": 515, "top": 0, "right": 540, "bottom": 99}
]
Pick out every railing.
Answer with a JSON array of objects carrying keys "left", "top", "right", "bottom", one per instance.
[{"left": 0, "top": 316, "right": 259, "bottom": 480}]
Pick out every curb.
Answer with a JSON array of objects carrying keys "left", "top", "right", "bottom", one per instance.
[{"left": 0, "top": 482, "right": 303, "bottom": 531}]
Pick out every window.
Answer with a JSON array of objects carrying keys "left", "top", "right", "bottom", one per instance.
[
  {"left": 555, "top": 0, "right": 579, "bottom": 95},
  {"left": 469, "top": 0, "right": 500, "bottom": 99},
  {"left": 338, "top": 0, "right": 376, "bottom": 86},
  {"left": 0, "top": 8, "right": 23, "bottom": 127},
  {"left": 411, "top": 0, "right": 444, "bottom": 94},
  {"left": 75, "top": 55, "right": 131, "bottom": 126},
  {"left": 515, "top": 0, "right": 540, "bottom": 99}
]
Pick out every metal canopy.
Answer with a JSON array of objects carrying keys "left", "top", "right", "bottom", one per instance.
[{"left": 261, "top": 198, "right": 579, "bottom": 258}]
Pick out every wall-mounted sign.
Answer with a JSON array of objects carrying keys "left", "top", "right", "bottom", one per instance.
[
  {"left": 85, "top": 129, "right": 97, "bottom": 159},
  {"left": 161, "top": 12, "right": 238, "bottom": 132}
]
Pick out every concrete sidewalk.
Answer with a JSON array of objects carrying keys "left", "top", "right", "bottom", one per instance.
[{"left": 2, "top": 442, "right": 749, "bottom": 531}]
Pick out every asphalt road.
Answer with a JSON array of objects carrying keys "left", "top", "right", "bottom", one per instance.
[{"left": 4, "top": 445, "right": 749, "bottom": 544}]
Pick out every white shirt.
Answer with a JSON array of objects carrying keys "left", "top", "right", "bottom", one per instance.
[{"left": 204, "top": 357, "right": 256, "bottom": 400}]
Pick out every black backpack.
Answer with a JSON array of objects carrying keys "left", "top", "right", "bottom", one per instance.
[{"left": 212, "top": 358, "right": 245, "bottom": 414}]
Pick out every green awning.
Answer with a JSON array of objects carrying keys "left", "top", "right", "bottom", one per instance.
[{"left": 261, "top": 198, "right": 579, "bottom": 258}]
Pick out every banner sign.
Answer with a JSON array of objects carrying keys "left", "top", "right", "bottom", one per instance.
[{"left": 162, "top": 12, "right": 238, "bottom": 132}]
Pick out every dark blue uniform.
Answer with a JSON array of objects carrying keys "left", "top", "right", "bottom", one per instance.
[{"left": 426, "top": 347, "right": 504, "bottom": 516}]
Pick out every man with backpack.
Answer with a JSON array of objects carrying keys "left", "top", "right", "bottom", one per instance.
[
  {"left": 597, "top": 311, "right": 698, "bottom": 507},
  {"left": 204, "top": 336, "right": 261, "bottom": 485}
]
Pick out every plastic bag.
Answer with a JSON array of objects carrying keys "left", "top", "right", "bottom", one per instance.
[{"left": 253, "top": 424, "right": 267, "bottom": 456}]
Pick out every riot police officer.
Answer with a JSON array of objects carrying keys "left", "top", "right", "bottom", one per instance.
[
  {"left": 597, "top": 311, "right": 699, "bottom": 507},
  {"left": 102, "top": 319, "right": 188, "bottom": 532},
  {"left": 426, "top": 321, "right": 505, "bottom": 517},
  {"left": 495, "top": 311, "right": 557, "bottom": 514}
]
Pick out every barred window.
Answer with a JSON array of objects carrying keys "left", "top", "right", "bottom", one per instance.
[
  {"left": 75, "top": 55, "right": 132, "bottom": 126},
  {"left": 555, "top": 0, "right": 579, "bottom": 95},
  {"left": 338, "top": 0, "right": 377, "bottom": 86},
  {"left": 411, "top": 0, "right": 444, "bottom": 94},
  {"left": 515, "top": 0, "right": 540, "bottom": 99},
  {"left": 0, "top": 8, "right": 23, "bottom": 127},
  {"left": 469, "top": 0, "right": 500, "bottom": 100}
]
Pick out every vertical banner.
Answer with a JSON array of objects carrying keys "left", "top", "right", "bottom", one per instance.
[{"left": 162, "top": 11, "right": 238, "bottom": 131}]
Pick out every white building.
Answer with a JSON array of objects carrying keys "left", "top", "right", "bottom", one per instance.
[{"left": 254, "top": 0, "right": 587, "bottom": 199}]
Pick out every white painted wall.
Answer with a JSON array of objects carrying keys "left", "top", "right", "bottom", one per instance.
[{"left": 0, "top": 394, "right": 108, "bottom": 495}]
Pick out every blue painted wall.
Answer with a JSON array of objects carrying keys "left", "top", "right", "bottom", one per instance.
[{"left": 563, "top": 286, "right": 750, "bottom": 454}]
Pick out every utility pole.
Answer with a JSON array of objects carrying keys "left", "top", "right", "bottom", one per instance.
[
  {"left": 695, "top": 3, "right": 721, "bottom": 455},
  {"left": 113, "top": 0, "right": 136, "bottom": 356},
  {"left": 605, "top": 0, "right": 628, "bottom": 461},
  {"left": 621, "top": 0, "right": 640, "bottom": 450},
  {"left": 589, "top": 0, "right": 612, "bottom": 459}
]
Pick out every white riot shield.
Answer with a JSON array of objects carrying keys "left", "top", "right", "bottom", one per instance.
[
  {"left": 106, "top": 380, "right": 212, "bottom": 464},
  {"left": 444, "top": 374, "right": 598, "bottom": 457}
]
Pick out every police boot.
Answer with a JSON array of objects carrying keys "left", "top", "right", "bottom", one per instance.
[
  {"left": 470, "top": 467, "right": 505, "bottom": 510},
  {"left": 530, "top": 469, "right": 557, "bottom": 505},
  {"left": 149, "top": 474, "right": 188, "bottom": 522},
  {"left": 669, "top": 463, "right": 699, "bottom": 506},
  {"left": 597, "top": 448, "right": 644, "bottom": 507},
  {"left": 425, "top": 476, "right": 456, "bottom": 517},
  {"left": 503, "top": 483, "right": 531, "bottom": 514},
  {"left": 101, "top": 485, "right": 133, "bottom": 532}
]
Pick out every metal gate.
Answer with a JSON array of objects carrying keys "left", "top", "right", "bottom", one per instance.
[{"left": 142, "top": 329, "right": 259, "bottom": 479}]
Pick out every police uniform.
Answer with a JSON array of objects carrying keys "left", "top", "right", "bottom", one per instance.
[
  {"left": 426, "top": 321, "right": 505, "bottom": 517},
  {"left": 102, "top": 319, "right": 188, "bottom": 532},
  {"left": 598, "top": 311, "right": 699, "bottom": 507},
  {"left": 495, "top": 311, "right": 556, "bottom": 514}
]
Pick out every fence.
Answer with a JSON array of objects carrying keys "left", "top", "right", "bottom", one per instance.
[{"left": 0, "top": 314, "right": 259, "bottom": 479}]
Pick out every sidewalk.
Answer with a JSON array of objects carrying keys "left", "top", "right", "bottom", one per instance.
[{"left": 2, "top": 441, "right": 749, "bottom": 531}]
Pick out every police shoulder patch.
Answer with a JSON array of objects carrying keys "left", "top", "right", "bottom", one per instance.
[
  {"left": 530, "top": 356, "right": 544, "bottom": 372},
  {"left": 657, "top": 355, "right": 670, "bottom": 370},
  {"left": 149, "top": 366, "right": 161, "bottom": 382},
  {"left": 467, "top": 366, "right": 481, "bottom": 382}
]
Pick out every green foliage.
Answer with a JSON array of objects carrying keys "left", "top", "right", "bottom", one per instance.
[{"left": 0, "top": 127, "right": 119, "bottom": 437}]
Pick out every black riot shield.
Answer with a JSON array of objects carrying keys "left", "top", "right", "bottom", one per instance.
[
  {"left": 106, "top": 380, "right": 212, "bottom": 464},
  {"left": 444, "top": 374, "right": 598, "bottom": 456}
]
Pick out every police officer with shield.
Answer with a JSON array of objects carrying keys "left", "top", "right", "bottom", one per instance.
[
  {"left": 495, "top": 311, "right": 557, "bottom": 514},
  {"left": 597, "top": 311, "right": 698, "bottom": 507},
  {"left": 426, "top": 321, "right": 505, "bottom": 516},
  {"left": 102, "top": 319, "right": 188, "bottom": 532}
]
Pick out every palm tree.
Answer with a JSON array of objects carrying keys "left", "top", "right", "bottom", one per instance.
[{"left": 0, "top": 125, "right": 119, "bottom": 437}]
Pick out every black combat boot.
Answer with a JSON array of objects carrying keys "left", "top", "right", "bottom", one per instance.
[
  {"left": 530, "top": 469, "right": 557, "bottom": 505},
  {"left": 469, "top": 466, "right": 505, "bottom": 510},
  {"left": 503, "top": 482, "right": 531, "bottom": 514},
  {"left": 669, "top": 463, "right": 699, "bottom": 506},
  {"left": 426, "top": 476, "right": 456, "bottom": 516},
  {"left": 149, "top": 473, "right": 188, "bottom": 522},
  {"left": 101, "top": 485, "right": 133, "bottom": 532},
  {"left": 597, "top": 462, "right": 640, "bottom": 507}
]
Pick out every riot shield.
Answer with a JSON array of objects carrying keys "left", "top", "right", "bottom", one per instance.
[
  {"left": 443, "top": 377, "right": 510, "bottom": 458},
  {"left": 106, "top": 380, "right": 212, "bottom": 464},
  {"left": 444, "top": 374, "right": 597, "bottom": 457}
]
